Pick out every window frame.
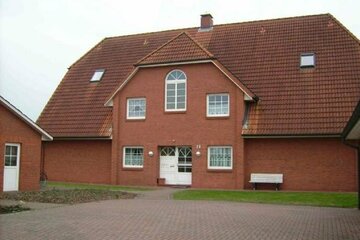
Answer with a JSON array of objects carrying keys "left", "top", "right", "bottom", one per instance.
[
  {"left": 177, "top": 146, "right": 192, "bottom": 173},
  {"left": 4, "top": 143, "right": 20, "bottom": 167},
  {"left": 165, "top": 69, "right": 187, "bottom": 112},
  {"left": 90, "top": 69, "right": 105, "bottom": 82},
  {"left": 122, "top": 146, "right": 144, "bottom": 168},
  {"left": 300, "top": 53, "right": 315, "bottom": 68},
  {"left": 206, "top": 93, "right": 230, "bottom": 117},
  {"left": 126, "top": 98, "right": 146, "bottom": 120},
  {"left": 207, "top": 146, "right": 233, "bottom": 170}
]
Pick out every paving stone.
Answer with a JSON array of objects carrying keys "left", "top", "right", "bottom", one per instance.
[{"left": 1, "top": 192, "right": 359, "bottom": 240}]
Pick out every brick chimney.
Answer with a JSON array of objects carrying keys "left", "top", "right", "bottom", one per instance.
[{"left": 200, "top": 13, "right": 213, "bottom": 31}]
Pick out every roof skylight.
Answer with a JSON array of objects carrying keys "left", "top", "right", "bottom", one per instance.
[
  {"left": 90, "top": 69, "right": 105, "bottom": 82},
  {"left": 300, "top": 53, "right": 315, "bottom": 68}
]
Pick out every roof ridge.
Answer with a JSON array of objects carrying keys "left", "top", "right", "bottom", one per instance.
[
  {"left": 213, "top": 13, "right": 331, "bottom": 28},
  {"left": 105, "top": 13, "right": 331, "bottom": 40},
  {"left": 105, "top": 26, "right": 195, "bottom": 40}
]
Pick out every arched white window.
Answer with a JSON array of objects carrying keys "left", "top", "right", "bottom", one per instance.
[{"left": 165, "top": 70, "right": 186, "bottom": 111}]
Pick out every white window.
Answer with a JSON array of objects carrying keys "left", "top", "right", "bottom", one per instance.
[
  {"left": 300, "top": 53, "right": 315, "bottom": 67},
  {"left": 127, "top": 98, "right": 146, "bottom": 119},
  {"left": 207, "top": 146, "right": 232, "bottom": 170},
  {"left": 123, "top": 147, "right": 144, "bottom": 168},
  {"left": 207, "top": 94, "right": 229, "bottom": 117},
  {"left": 165, "top": 70, "right": 186, "bottom": 111},
  {"left": 90, "top": 69, "right": 105, "bottom": 82},
  {"left": 4, "top": 144, "right": 19, "bottom": 167}
]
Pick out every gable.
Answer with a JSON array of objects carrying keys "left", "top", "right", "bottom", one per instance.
[
  {"left": 115, "top": 63, "right": 245, "bottom": 120},
  {"left": 136, "top": 32, "right": 214, "bottom": 66},
  {"left": 105, "top": 60, "right": 255, "bottom": 107},
  {"left": 0, "top": 98, "right": 52, "bottom": 141},
  {"left": 105, "top": 31, "right": 255, "bottom": 106}
]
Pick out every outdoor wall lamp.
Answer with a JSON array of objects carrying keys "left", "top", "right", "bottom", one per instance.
[
  {"left": 195, "top": 144, "right": 201, "bottom": 157},
  {"left": 195, "top": 151, "right": 201, "bottom": 157},
  {"left": 148, "top": 151, "right": 154, "bottom": 157}
]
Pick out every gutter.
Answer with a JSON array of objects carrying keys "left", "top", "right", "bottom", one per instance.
[{"left": 53, "top": 137, "right": 112, "bottom": 141}]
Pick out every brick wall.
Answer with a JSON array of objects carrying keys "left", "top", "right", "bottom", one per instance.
[
  {"left": 112, "top": 63, "right": 245, "bottom": 188},
  {"left": 244, "top": 138, "right": 357, "bottom": 191},
  {"left": 43, "top": 140, "right": 111, "bottom": 184},
  {"left": 0, "top": 104, "right": 42, "bottom": 191}
]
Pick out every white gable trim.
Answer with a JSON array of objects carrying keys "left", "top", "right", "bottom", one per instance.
[
  {"left": 104, "top": 60, "right": 255, "bottom": 107},
  {"left": 211, "top": 61, "right": 254, "bottom": 101},
  {"left": 0, "top": 96, "right": 53, "bottom": 141}
]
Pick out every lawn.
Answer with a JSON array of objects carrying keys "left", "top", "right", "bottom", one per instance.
[
  {"left": 46, "top": 181, "right": 153, "bottom": 192},
  {"left": 173, "top": 190, "right": 358, "bottom": 208}
]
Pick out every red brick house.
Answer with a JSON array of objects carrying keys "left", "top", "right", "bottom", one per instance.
[
  {"left": 37, "top": 14, "right": 360, "bottom": 191},
  {"left": 1, "top": 96, "right": 52, "bottom": 192}
]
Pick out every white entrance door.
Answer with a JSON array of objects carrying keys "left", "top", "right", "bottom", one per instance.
[
  {"left": 160, "top": 146, "right": 192, "bottom": 185},
  {"left": 3, "top": 144, "right": 20, "bottom": 191}
]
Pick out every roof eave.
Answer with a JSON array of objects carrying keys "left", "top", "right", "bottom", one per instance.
[
  {"left": 0, "top": 96, "right": 53, "bottom": 141},
  {"left": 134, "top": 57, "right": 215, "bottom": 67},
  {"left": 52, "top": 136, "right": 112, "bottom": 140},
  {"left": 242, "top": 133, "right": 341, "bottom": 139}
]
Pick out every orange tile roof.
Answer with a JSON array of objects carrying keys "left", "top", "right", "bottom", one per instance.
[
  {"left": 136, "top": 32, "right": 214, "bottom": 65},
  {"left": 37, "top": 14, "right": 360, "bottom": 137}
]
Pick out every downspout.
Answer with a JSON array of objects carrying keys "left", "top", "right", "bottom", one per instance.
[
  {"left": 40, "top": 142, "right": 47, "bottom": 187},
  {"left": 342, "top": 138, "right": 360, "bottom": 210}
]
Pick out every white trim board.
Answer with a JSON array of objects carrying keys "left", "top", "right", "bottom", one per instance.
[{"left": 0, "top": 96, "right": 53, "bottom": 141}]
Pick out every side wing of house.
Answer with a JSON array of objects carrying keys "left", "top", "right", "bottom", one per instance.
[{"left": 0, "top": 96, "right": 52, "bottom": 192}]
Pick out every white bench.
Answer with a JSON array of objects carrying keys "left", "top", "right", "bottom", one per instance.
[{"left": 249, "top": 173, "right": 283, "bottom": 191}]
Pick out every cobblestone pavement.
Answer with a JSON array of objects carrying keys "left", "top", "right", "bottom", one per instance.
[{"left": 0, "top": 189, "right": 359, "bottom": 240}]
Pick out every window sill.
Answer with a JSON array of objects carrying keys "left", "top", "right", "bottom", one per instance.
[
  {"left": 122, "top": 167, "right": 144, "bottom": 171},
  {"left": 125, "top": 118, "right": 146, "bottom": 122},
  {"left": 207, "top": 169, "right": 233, "bottom": 173},
  {"left": 164, "top": 110, "right": 187, "bottom": 114},
  {"left": 206, "top": 116, "right": 230, "bottom": 120}
]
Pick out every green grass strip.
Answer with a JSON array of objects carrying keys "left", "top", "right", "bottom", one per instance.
[
  {"left": 47, "top": 181, "right": 153, "bottom": 192},
  {"left": 173, "top": 190, "right": 357, "bottom": 208}
]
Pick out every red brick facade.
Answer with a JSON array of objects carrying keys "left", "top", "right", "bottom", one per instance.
[
  {"left": 41, "top": 63, "right": 358, "bottom": 192},
  {"left": 110, "top": 63, "right": 245, "bottom": 188},
  {"left": 0, "top": 104, "right": 42, "bottom": 191},
  {"left": 244, "top": 138, "right": 357, "bottom": 191},
  {"left": 43, "top": 140, "right": 111, "bottom": 184}
]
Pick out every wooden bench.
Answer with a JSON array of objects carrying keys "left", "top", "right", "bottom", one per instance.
[{"left": 249, "top": 173, "right": 283, "bottom": 191}]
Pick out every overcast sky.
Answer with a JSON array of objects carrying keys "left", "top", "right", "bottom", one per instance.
[{"left": 1, "top": 0, "right": 360, "bottom": 120}]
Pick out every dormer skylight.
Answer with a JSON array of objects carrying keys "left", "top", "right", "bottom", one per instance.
[
  {"left": 90, "top": 69, "right": 105, "bottom": 82},
  {"left": 300, "top": 53, "right": 315, "bottom": 68}
]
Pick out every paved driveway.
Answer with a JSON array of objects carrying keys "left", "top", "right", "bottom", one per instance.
[{"left": 1, "top": 191, "right": 360, "bottom": 240}]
